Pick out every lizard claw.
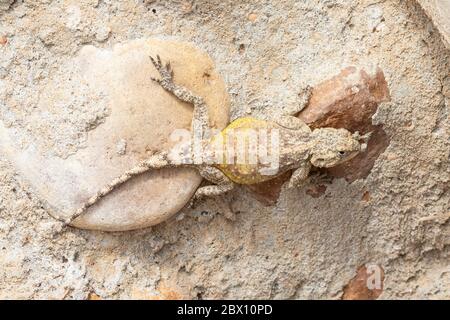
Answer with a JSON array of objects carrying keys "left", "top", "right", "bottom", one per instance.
[
  {"left": 299, "top": 85, "right": 313, "bottom": 101},
  {"left": 187, "top": 193, "right": 206, "bottom": 210},
  {"left": 295, "top": 84, "right": 313, "bottom": 114},
  {"left": 157, "top": 54, "right": 162, "bottom": 67},
  {"left": 150, "top": 76, "right": 162, "bottom": 84},
  {"left": 166, "top": 62, "right": 174, "bottom": 77},
  {"left": 149, "top": 55, "right": 173, "bottom": 83},
  {"left": 149, "top": 54, "right": 163, "bottom": 68},
  {"left": 187, "top": 196, "right": 198, "bottom": 209},
  {"left": 149, "top": 55, "right": 158, "bottom": 68},
  {"left": 309, "top": 172, "right": 333, "bottom": 186}
]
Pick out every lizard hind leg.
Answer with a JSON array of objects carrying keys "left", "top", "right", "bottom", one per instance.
[
  {"left": 149, "top": 55, "right": 210, "bottom": 138},
  {"left": 188, "top": 166, "right": 235, "bottom": 209},
  {"left": 62, "top": 151, "right": 175, "bottom": 227},
  {"left": 274, "top": 115, "right": 311, "bottom": 132},
  {"left": 150, "top": 55, "right": 173, "bottom": 83}
]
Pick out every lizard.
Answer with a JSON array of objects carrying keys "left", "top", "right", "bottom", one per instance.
[{"left": 61, "top": 55, "right": 371, "bottom": 227}]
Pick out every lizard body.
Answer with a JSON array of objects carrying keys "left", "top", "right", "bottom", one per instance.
[
  {"left": 211, "top": 116, "right": 309, "bottom": 185},
  {"left": 61, "top": 55, "right": 370, "bottom": 226}
]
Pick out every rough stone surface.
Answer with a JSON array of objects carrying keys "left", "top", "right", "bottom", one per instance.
[
  {"left": 0, "top": 0, "right": 14, "bottom": 12},
  {"left": 417, "top": 0, "right": 450, "bottom": 48},
  {"left": 0, "top": 0, "right": 449, "bottom": 299},
  {"left": 0, "top": 38, "right": 229, "bottom": 231}
]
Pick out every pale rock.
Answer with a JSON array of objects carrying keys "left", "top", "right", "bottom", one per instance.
[
  {"left": 0, "top": 38, "right": 229, "bottom": 231},
  {"left": 95, "top": 25, "right": 111, "bottom": 42}
]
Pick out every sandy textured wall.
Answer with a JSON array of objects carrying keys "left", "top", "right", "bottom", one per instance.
[
  {"left": 417, "top": 0, "right": 450, "bottom": 48},
  {"left": 0, "top": 0, "right": 449, "bottom": 299}
]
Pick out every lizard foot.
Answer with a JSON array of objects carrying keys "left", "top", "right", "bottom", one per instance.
[
  {"left": 218, "top": 199, "right": 237, "bottom": 221},
  {"left": 186, "top": 195, "right": 201, "bottom": 210},
  {"left": 149, "top": 54, "right": 174, "bottom": 84},
  {"left": 309, "top": 171, "right": 333, "bottom": 186},
  {"left": 187, "top": 196, "right": 237, "bottom": 221},
  {"left": 299, "top": 85, "right": 313, "bottom": 100},
  {"left": 297, "top": 85, "right": 313, "bottom": 111}
]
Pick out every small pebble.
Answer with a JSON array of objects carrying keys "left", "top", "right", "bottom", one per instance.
[
  {"left": 248, "top": 13, "right": 258, "bottom": 22},
  {"left": 351, "top": 86, "right": 360, "bottom": 94},
  {"left": 175, "top": 212, "right": 185, "bottom": 221},
  {"left": 361, "top": 191, "right": 371, "bottom": 202},
  {"left": 0, "top": 35, "right": 7, "bottom": 45},
  {"left": 116, "top": 139, "right": 127, "bottom": 155},
  {"left": 95, "top": 25, "right": 111, "bottom": 42}
]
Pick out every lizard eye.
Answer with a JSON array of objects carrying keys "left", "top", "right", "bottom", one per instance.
[{"left": 338, "top": 151, "right": 346, "bottom": 156}]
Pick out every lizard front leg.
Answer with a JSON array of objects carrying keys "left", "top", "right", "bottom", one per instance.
[
  {"left": 288, "top": 162, "right": 311, "bottom": 188},
  {"left": 282, "top": 85, "right": 313, "bottom": 116},
  {"left": 274, "top": 115, "right": 311, "bottom": 132},
  {"left": 270, "top": 86, "right": 312, "bottom": 132}
]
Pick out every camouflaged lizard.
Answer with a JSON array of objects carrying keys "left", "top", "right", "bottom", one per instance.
[{"left": 62, "top": 55, "right": 370, "bottom": 226}]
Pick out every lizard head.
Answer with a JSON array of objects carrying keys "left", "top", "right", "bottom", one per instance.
[{"left": 309, "top": 128, "right": 370, "bottom": 168}]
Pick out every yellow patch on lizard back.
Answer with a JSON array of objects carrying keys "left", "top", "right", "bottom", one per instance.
[{"left": 209, "top": 117, "right": 281, "bottom": 184}]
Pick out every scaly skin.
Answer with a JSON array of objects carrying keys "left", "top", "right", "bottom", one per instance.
[
  {"left": 59, "top": 55, "right": 371, "bottom": 227},
  {"left": 210, "top": 117, "right": 282, "bottom": 184}
]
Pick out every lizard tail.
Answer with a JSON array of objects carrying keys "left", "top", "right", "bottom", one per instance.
[{"left": 62, "top": 151, "right": 175, "bottom": 226}]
